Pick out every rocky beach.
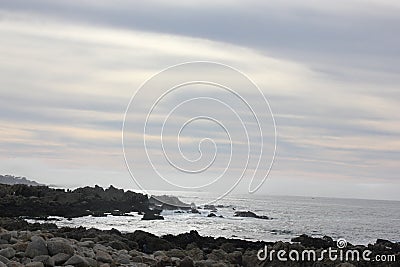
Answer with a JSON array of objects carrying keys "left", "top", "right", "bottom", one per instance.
[
  {"left": 0, "top": 178, "right": 398, "bottom": 266},
  {"left": 0, "top": 218, "right": 399, "bottom": 267}
]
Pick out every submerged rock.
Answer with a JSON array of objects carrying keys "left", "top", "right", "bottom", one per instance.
[
  {"left": 141, "top": 213, "right": 164, "bottom": 221},
  {"left": 234, "top": 211, "right": 270, "bottom": 220}
]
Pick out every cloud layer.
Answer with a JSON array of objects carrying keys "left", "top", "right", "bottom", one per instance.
[{"left": 0, "top": 0, "right": 399, "bottom": 200}]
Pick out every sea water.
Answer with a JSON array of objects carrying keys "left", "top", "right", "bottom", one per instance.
[{"left": 31, "top": 193, "right": 400, "bottom": 245}]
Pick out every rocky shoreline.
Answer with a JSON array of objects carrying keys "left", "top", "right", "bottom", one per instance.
[
  {"left": 0, "top": 183, "right": 272, "bottom": 221},
  {"left": 0, "top": 182, "right": 398, "bottom": 266},
  {"left": 0, "top": 218, "right": 398, "bottom": 267},
  {"left": 0, "top": 184, "right": 150, "bottom": 219}
]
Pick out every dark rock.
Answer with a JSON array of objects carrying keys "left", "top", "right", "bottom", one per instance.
[
  {"left": 5, "top": 261, "right": 23, "bottom": 267},
  {"left": 186, "top": 248, "right": 204, "bottom": 261},
  {"left": 46, "top": 239, "right": 74, "bottom": 256},
  {"left": 0, "top": 183, "right": 150, "bottom": 218},
  {"left": 95, "top": 250, "right": 112, "bottom": 263},
  {"left": 115, "top": 254, "right": 130, "bottom": 264},
  {"left": 207, "top": 249, "right": 227, "bottom": 261},
  {"left": 234, "top": 211, "right": 270, "bottom": 220},
  {"left": 0, "top": 234, "right": 11, "bottom": 242},
  {"left": 190, "top": 209, "right": 200, "bottom": 214},
  {"left": 203, "top": 205, "right": 216, "bottom": 211},
  {"left": 242, "top": 250, "right": 259, "bottom": 267},
  {"left": 50, "top": 253, "right": 70, "bottom": 265},
  {"left": 180, "top": 256, "right": 194, "bottom": 267},
  {"left": 106, "top": 240, "right": 129, "bottom": 250},
  {"left": 165, "top": 248, "right": 186, "bottom": 259},
  {"left": 149, "top": 195, "right": 191, "bottom": 210},
  {"left": 131, "top": 230, "right": 173, "bottom": 253},
  {"left": 141, "top": 212, "right": 164, "bottom": 220},
  {"left": 220, "top": 243, "right": 235, "bottom": 253},
  {"left": 0, "top": 255, "right": 9, "bottom": 264},
  {"left": 25, "top": 236, "right": 48, "bottom": 258},
  {"left": 291, "top": 234, "right": 335, "bottom": 249},
  {"left": 0, "top": 248, "right": 15, "bottom": 259},
  {"left": 25, "top": 263, "right": 44, "bottom": 267},
  {"left": 64, "top": 255, "right": 89, "bottom": 267},
  {"left": 83, "top": 257, "right": 97, "bottom": 267},
  {"left": 32, "top": 255, "right": 55, "bottom": 267},
  {"left": 207, "top": 213, "right": 217, "bottom": 217},
  {"left": 227, "top": 251, "right": 242, "bottom": 265}
]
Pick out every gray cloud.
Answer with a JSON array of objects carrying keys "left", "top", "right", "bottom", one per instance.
[
  {"left": 0, "top": 0, "right": 399, "bottom": 200},
  {"left": 1, "top": 0, "right": 399, "bottom": 72}
]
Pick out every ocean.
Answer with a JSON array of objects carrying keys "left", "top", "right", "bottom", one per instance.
[{"left": 31, "top": 193, "right": 400, "bottom": 245}]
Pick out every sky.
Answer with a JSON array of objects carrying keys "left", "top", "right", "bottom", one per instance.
[{"left": 0, "top": 0, "right": 399, "bottom": 200}]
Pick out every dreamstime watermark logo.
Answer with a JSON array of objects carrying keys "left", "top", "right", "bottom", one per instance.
[
  {"left": 336, "top": 238, "right": 347, "bottom": 249},
  {"left": 257, "top": 238, "right": 397, "bottom": 263},
  {"left": 122, "top": 61, "right": 276, "bottom": 205}
]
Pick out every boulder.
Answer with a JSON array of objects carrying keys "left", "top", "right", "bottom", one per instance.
[
  {"left": 115, "top": 254, "right": 130, "bottom": 264},
  {"left": 193, "top": 259, "right": 217, "bottom": 266},
  {"left": 241, "top": 250, "right": 259, "bottom": 267},
  {"left": 5, "top": 261, "right": 23, "bottom": 267},
  {"left": 77, "top": 241, "right": 94, "bottom": 248},
  {"left": 95, "top": 250, "right": 112, "bottom": 263},
  {"left": 186, "top": 248, "right": 204, "bottom": 261},
  {"left": 64, "top": 255, "right": 89, "bottom": 267},
  {"left": 0, "top": 248, "right": 15, "bottom": 259},
  {"left": 25, "top": 236, "right": 48, "bottom": 258},
  {"left": 179, "top": 256, "right": 194, "bottom": 267},
  {"left": 207, "top": 249, "right": 227, "bottom": 261},
  {"left": 0, "top": 255, "right": 9, "bottom": 264},
  {"left": 32, "top": 255, "right": 55, "bottom": 267},
  {"left": 227, "top": 251, "right": 242, "bottom": 265},
  {"left": 47, "top": 239, "right": 74, "bottom": 256},
  {"left": 165, "top": 249, "right": 186, "bottom": 259},
  {"left": 12, "top": 243, "right": 27, "bottom": 252},
  {"left": 83, "top": 257, "right": 97, "bottom": 267},
  {"left": 0, "top": 234, "right": 11, "bottom": 242},
  {"left": 25, "top": 263, "right": 44, "bottom": 267},
  {"left": 50, "top": 253, "right": 70, "bottom": 265},
  {"left": 131, "top": 230, "right": 173, "bottom": 253}
]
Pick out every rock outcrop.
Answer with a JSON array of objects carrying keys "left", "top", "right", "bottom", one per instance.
[
  {"left": 234, "top": 211, "right": 271, "bottom": 220},
  {"left": 0, "top": 184, "right": 149, "bottom": 218}
]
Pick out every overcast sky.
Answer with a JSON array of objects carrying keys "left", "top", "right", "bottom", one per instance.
[{"left": 0, "top": 0, "right": 399, "bottom": 200}]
